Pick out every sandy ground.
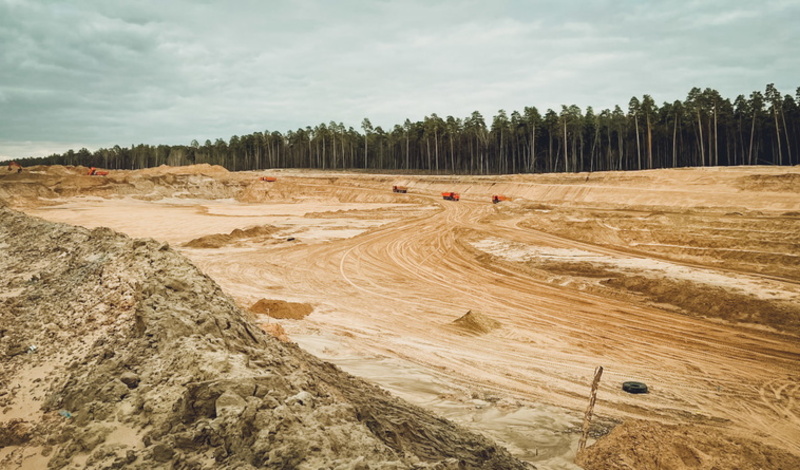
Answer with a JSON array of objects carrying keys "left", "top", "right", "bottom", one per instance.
[
  {"left": 0, "top": 206, "right": 528, "bottom": 470},
  {"left": 6, "top": 164, "right": 800, "bottom": 468}
]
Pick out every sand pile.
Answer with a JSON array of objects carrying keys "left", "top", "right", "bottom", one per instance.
[
  {"left": 577, "top": 420, "right": 800, "bottom": 470},
  {"left": 249, "top": 299, "right": 313, "bottom": 320},
  {"left": 0, "top": 208, "right": 529, "bottom": 469},
  {"left": 449, "top": 310, "right": 501, "bottom": 335},
  {"left": 134, "top": 163, "right": 230, "bottom": 177},
  {"left": 0, "top": 164, "right": 246, "bottom": 207},
  {"left": 184, "top": 225, "right": 281, "bottom": 249}
]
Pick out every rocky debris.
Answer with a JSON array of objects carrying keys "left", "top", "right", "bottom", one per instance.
[
  {"left": 0, "top": 419, "right": 32, "bottom": 446},
  {"left": 576, "top": 420, "right": 800, "bottom": 470},
  {"left": 0, "top": 207, "right": 530, "bottom": 469},
  {"left": 448, "top": 310, "right": 502, "bottom": 335}
]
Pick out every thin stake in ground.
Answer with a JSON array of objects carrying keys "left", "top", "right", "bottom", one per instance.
[{"left": 579, "top": 365, "right": 604, "bottom": 452}]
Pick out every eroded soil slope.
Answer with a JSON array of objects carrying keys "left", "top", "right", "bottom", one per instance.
[{"left": 0, "top": 207, "right": 528, "bottom": 469}]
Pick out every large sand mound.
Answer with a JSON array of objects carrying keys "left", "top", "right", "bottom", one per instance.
[
  {"left": 0, "top": 164, "right": 244, "bottom": 206},
  {"left": 576, "top": 420, "right": 800, "bottom": 470},
  {"left": 0, "top": 208, "right": 529, "bottom": 469}
]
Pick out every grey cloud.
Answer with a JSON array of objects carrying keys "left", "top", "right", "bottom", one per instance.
[{"left": 1, "top": 0, "right": 798, "bottom": 159}]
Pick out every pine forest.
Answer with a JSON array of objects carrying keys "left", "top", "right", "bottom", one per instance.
[{"left": 10, "top": 85, "right": 800, "bottom": 174}]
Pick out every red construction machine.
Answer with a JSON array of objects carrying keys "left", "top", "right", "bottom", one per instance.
[
  {"left": 442, "top": 192, "right": 460, "bottom": 201},
  {"left": 392, "top": 185, "right": 408, "bottom": 193},
  {"left": 7, "top": 162, "right": 22, "bottom": 173},
  {"left": 259, "top": 176, "right": 277, "bottom": 182},
  {"left": 492, "top": 195, "right": 511, "bottom": 204},
  {"left": 87, "top": 167, "right": 109, "bottom": 176}
]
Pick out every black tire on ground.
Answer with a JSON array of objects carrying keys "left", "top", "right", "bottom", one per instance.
[{"left": 622, "top": 381, "right": 649, "bottom": 394}]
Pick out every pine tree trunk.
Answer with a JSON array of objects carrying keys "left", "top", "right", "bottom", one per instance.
[
  {"left": 531, "top": 125, "right": 536, "bottom": 172},
  {"left": 634, "top": 114, "right": 641, "bottom": 170},
  {"left": 563, "top": 121, "right": 568, "bottom": 172},
  {"left": 781, "top": 109, "right": 792, "bottom": 164},
  {"left": 774, "top": 109, "right": 783, "bottom": 165},
  {"left": 713, "top": 105, "right": 718, "bottom": 166},
  {"left": 646, "top": 115, "right": 653, "bottom": 169},
  {"left": 697, "top": 111, "right": 705, "bottom": 166},
  {"left": 748, "top": 112, "right": 756, "bottom": 165},
  {"left": 672, "top": 115, "right": 678, "bottom": 168}
]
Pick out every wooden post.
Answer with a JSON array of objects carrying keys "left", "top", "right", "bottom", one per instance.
[{"left": 578, "top": 366, "right": 603, "bottom": 452}]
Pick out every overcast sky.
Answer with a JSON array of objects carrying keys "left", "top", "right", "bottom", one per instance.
[{"left": 1, "top": 0, "right": 798, "bottom": 160}]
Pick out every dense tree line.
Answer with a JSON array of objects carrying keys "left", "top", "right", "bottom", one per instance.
[{"left": 7, "top": 84, "right": 800, "bottom": 174}]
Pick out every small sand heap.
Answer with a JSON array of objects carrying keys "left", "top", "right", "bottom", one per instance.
[
  {"left": 450, "top": 310, "right": 501, "bottom": 335},
  {"left": 249, "top": 299, "right": 314, "bottom": 320},
  {"left": 184, "top": 225, "right": 279, "bottom": 248}
]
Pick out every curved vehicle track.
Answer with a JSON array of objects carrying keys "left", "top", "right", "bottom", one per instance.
[{"left": 192, "top": 185, "right": 800, "bottom": 455}]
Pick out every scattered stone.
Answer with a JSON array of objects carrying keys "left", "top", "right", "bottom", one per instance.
[
  {"left": 152, "top": 443, "right": 174, "bottom": 462},
  {"left": 119, "top": 371, "right": 140, "bottom": 389},
  {"left": 215, "top": 391, "right": 248, "bottom": 417},
  {"left": 285, "top": 391, "right": 314, "bottom": 408}
]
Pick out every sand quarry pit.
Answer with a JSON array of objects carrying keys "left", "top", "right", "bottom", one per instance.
[{"left": 1, "top": 164, "right": 800, "bottom": 469}]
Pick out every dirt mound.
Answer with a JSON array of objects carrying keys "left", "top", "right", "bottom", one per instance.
[
  {"left": 0, "top": 164, "right": 245, "bottom": 206},
  {"left": 184, "top": 225, "right": 280, "bottom": 249},
  {"left": 249, "top": 299, "right": 313, "bottom": 320},
  {"left": 736, "top": 172, "right": 800, "bottom": 192},
  {"left": 577, "top": 420, "right": 800, "bottom": 470},
  {"left": 135, "top": 163, "right": 230, "bottom": 177},
  {"left": 0, "top": 208, "right": 529, "bottom": 470},
  {"left": 236, "top": 180, "right": 300, "bottom": 203},
  {"left": 602, "top": 275, "right": 800, "bottom": 334},
  {"left": 449, "top": 310, "right": 502, "bottom": 335}
]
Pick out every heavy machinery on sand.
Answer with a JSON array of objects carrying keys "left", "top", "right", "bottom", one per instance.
[{"left": 87, "top": 167, "right": 109, "bottom": 176}]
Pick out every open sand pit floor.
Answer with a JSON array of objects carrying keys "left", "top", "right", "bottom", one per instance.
[{"left": 2, "top": 164, "right": 800, "bottom": 469}]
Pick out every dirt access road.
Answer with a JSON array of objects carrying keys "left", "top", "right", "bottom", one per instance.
[{"left": 13, "top": 164, "right": 800, "bottom": 467}]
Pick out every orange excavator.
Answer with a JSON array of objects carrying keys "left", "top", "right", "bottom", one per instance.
[
  {"left": 8, "top": 162, "right": 22, "bottom": 173},
  {"left": 392, "top": 185, "right": 408, "bottom": 193},
  {"left": 259, "top": 176, "right": 277, "bottom": 182},
  {"left": 87, "top": 167, "right": 109, "bottom": 176},
  {"left": 492, "top": 195, "right": 511, "bottom": 204},
  {"left": 442, "top": 191, "right": 460, "bottom": 201}
]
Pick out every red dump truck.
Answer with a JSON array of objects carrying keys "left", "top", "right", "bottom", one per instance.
[
  {"left": 392, "top": 185, "right": 408, "bottom": 193},
  {"left": 492, "top": 195, "right": 511, "bottom": 204},
  {"left": 8, "top": 162, "right": 22, "bottom": 173},
  {"left": 259, "top": 176, "right": 277, "bottom": 182},
  {"left": 442, "top": 192, "right": 460, "bottom": 201},
  {"left": 87, "top": 167, "right": 109, "bottom": 176}
]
